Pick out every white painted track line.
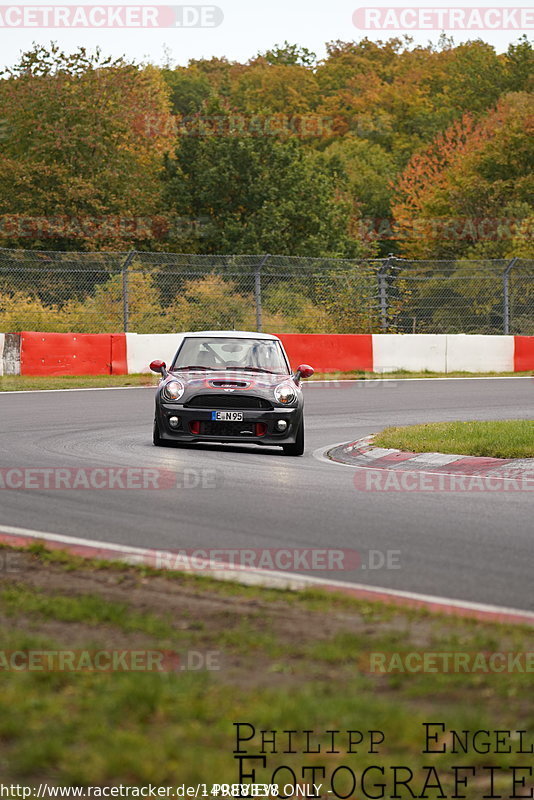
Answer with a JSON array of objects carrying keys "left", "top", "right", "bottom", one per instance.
[{"left": 0, "top": 385, "right": 156, "bottom": 395}]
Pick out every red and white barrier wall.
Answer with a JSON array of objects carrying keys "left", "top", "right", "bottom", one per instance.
[
  {"left": 126, "top": 333, "right": 185, "bottom": 374},
  {"left": 15, "top": 332, "right": 128, "bottom": 377},
  {"left": 371, "top": 334, "right": 517, "bottom": 373},
  {"left": 514, "top": 336, "right": 534, "bottom": 372},
  {"left": 277, "top": 334, "right": 374, "bottom": 373},
  {"left": 1, "top": 332, "right": 533, "bottom": 376}
]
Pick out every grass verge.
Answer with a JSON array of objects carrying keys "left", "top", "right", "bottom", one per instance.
[
  {"left": 374, "top": 419, "right": 534, "bottom": 458},
  {"left": 0, "top": 543, "right": 531, "bottom": 792},
  {"left": 308, "top": 369, "right": 534, "bottom": 381},
  {"left": 0, "top": 374, "right": 158, "bottom": 391},
  {"left": 0, "top": 370, "right": 532, "bottom": 392}
]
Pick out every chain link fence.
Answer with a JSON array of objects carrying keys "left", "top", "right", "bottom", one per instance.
[{"left": 0, "top": 248, "right": 532, "bottom": 335}]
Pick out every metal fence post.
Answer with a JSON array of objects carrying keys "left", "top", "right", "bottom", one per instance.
[
  {"left": 503, "top": 257, "right": 518, "bottom": 335},
  {"left": 121, "top": 250, "right": 137, "bottom": 333},
  {"left": 254, "top": 254, "right": 270, "bottom": 332},
  {"left": 378, "top": 255, "right": 393, "bottom": 332}
]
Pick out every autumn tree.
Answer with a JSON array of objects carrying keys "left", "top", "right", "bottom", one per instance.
[
  {"left": 392, "top": 93, "right": 534, "bottom": 258},
  {"left": 230, "top": 63, "right": 319, "bottom": 114},
  {"left": 0, "top": 36, "right": 530, "bottom": 260},
  {"left": 0, "top": 44, "right": 175, "bottom": 249}
]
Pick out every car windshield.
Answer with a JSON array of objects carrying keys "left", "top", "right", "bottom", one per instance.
[{"left": 171, "top": 337, "right": 289, "bottom": 374}]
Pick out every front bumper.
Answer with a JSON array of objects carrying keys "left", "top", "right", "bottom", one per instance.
[{"left": 156, "top": 401, "right": 302, "bottom": 445}]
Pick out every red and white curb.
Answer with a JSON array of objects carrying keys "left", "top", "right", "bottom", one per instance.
[
  {"left": 327, "top": 435, "right": 534, "bottom": 480},
  {"left": 0, "top": 524, "right": 532, "bottom": 626}
]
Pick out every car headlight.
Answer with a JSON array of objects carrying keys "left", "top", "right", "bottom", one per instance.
[
  {"left": 274, "top": 383, "right": 297, "bottom": 405},
  {"left": 162, "top": 380, "right": 185, "bottom": 401}
]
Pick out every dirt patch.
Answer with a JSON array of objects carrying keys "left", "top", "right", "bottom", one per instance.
[
  {"left": 1, "top": 548, "right": 530, "bottom": 690},
  {"left": 0, "top": 549, "right": 409, "bottom": 688}
]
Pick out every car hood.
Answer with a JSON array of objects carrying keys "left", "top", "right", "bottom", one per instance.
[{"left": 168, "top": 369, "right": 292, "bottom": 392}]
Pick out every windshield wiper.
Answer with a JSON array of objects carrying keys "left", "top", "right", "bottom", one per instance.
[
  {"left": 175, "top": 365, "right": 277, "bottom": 373},
  {"left": 173, "top": 365, "right": 212, "bottom": 371},
  {"left": 224, "top": 366, "right": 275, "bottom": 374}
]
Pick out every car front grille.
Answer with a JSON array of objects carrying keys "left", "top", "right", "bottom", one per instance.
[
  {"left": 198, "top": 421, "right": 265, "bottom": 437},
  {"left": 185, "top": 394, "right": 272, "bottom": 410}
]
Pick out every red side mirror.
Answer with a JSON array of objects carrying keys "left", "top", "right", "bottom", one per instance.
[
  {"left": 150, "top": 360, "right": 166, "bottom": 375},
  {"left": 296, "top": 364, "right": 314, "bottom": 379}
]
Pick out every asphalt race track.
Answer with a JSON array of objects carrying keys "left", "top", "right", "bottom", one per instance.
[{"left": 0, "top": 378, "right": 532, "bottom": 611}]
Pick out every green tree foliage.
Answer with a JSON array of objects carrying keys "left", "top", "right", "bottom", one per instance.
[
  {"left": 430, "top": 40, "right": 506, "bottom": 116},
  {"left": 503, "top": 36, "right": 534, "bottom": 92},
  {"left": 165, "top": 133, "right": 367, "bottom": 257},
  {"left": 161, "top": 66, "right": 213, "bottom": 116},
  {"left": 325, "top": 137, "right": 397, "bottom": 218},
  {"left": 255, "top": 42, "right": 317, "bottom": 68}
]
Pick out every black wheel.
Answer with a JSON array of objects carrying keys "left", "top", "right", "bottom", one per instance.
[
  {"left": 283, "top": 420, "right": 304, "bottom": 456},
  {"left": 153, "top": 417, "right": 174, "bottom": 447}
]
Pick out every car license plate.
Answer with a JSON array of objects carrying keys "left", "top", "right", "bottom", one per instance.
[{"left": 211, "top": 411, "right": 243, "bottom": 421}]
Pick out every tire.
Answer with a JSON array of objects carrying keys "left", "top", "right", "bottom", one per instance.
[
  {"left": 153, "top": 417, "right": 174, "bottom": 447},
  {"left": 283, "top": 419, "right": 304, "bottom": 456}
]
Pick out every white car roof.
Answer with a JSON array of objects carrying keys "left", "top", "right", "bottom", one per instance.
[{"left": 179, "top": 330, "right": 280, "bottom": 340}]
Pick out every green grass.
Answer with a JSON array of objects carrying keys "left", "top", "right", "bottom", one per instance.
[
  {"left": 0, "top": 373, "right": 158, "bottom": 391},
  {"left": 0, "top": 370, "right": 532, "bottom": 392},
  {"left": 374, "top": 419, "right": 534, "bottom": 458},
  {"left": 308, "top": 369, "right": 533, "bottom": 380},
  {"left": 0, "top": 583, "right": 176, "bottom": 639},
  {"left": 0, "top": 544, "right": 531, "bottom": 790}
]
